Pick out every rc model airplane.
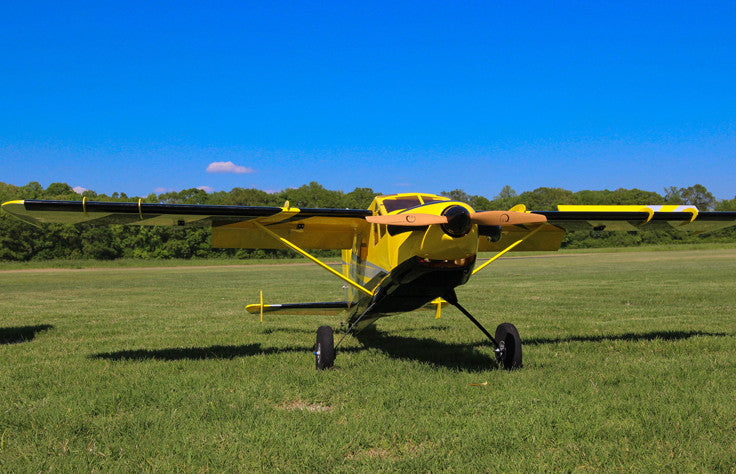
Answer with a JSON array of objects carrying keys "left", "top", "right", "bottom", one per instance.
[{"left": 3, "top": 193, "right": 735, "bottom": 370}]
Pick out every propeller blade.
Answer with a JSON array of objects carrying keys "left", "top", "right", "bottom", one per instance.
[
  {"left": 366, "top": 214, "right": 449, "bottom": 226},
  {"left": 470, "top": 211, "right": 547, "bottom": 226}
]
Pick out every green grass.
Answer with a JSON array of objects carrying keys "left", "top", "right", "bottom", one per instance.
[
  {"left": 0, "top": 257, "right": 319, "bottom": 271},
  {"left": 1, "top": 249, "right": 736, "bottom": 471}
]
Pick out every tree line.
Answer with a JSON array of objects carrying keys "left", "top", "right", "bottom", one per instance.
[{"left": 1, "top": 181, "right": 734, "bottom": 261}]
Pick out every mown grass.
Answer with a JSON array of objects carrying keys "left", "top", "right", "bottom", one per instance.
[
  {"left": 0, "top": 257, "right": 317, "bottom": 271},
  {"left": 1, "top": 249, "right": 735, "bottom": 471}
]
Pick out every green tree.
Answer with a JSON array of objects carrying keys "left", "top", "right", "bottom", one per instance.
[
  {"left": 487, "top": 185, "right": 521, "bottom": 210},
  {"left": 441, "top": 189, "right": 472, "bottom": 203},
  {"left": 716, "top": 196, "right": 736, "bottom": 211},
  {"left": 221, "top": 187, "right": 281, "bottom": 206},
  {"left": 344, "top": 187, "right": 379, "bottom": 209},
  {"left": 279, "top": 182, "right": 344, "bottom": 208},
  {"left": 680, "top": 184, "right": 716, "bottom": 210},
  {"left": 496, "top": 185, "right": 517, "bottom": 200},
  {"left": 441, "top": 189, "right": 496, "bottom": 210},
  {"left": 20, "top": 182, "right": 44, "bottom": 199},
  {"left": 518, "top": 187, "right": 576, "bottom": 210},
  {"left": 44, "top": 182, "right": 75, "bottom": 198},
  {"left": 664, "top": 186, "right": 683, "bottom": 204}
]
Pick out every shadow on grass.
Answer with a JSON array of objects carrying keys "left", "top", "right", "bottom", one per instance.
[
  {"left": 524, "top": 330, "right": 727, "bottom": 346},
  {"left": 0, "top": 324, "right": 54, "bottom": 345},
  {"left": 88, "top": 330, "right": 723, "bottom": 366},
  {"left": 354, "top": 327, "right": 497, "bottom": 372},
  {"left": 260, "top": 327, "right": 321, "bottom": 335},
  {"left": 91, "top": 343, "right": 312, "bottom": 361}
]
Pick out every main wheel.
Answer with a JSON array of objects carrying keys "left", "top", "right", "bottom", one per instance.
[
  {"left": 494, "top": 323, "right": 522, "bottom": 370},
  {"left": 315, "top": 325, "right": 335, "bottom": 370}
]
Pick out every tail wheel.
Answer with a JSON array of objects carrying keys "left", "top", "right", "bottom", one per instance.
[
  {"left": 315, "top": 326, "right": 335, "bottom": 370},
  {"left": 494, "top": 323, "right": 522, "bottom": 370}
]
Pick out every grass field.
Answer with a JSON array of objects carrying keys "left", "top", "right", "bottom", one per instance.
[{"left": 1, "top": 248, "right": 735, "bottom": 471}]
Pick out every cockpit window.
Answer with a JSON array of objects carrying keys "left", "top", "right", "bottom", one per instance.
[
  {"left": 420, "top": 196, "right": 447, "bottom": 204},
  {"left": 376, "top": 194, "right": 449, "bottom": 214},
  {"left": 382, "top": 197, "right": 421, "bottom": 213}
]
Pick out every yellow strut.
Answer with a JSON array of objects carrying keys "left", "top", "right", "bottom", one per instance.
[
  {"left": 259, "top": 290, "right": 263, "bottom": 322},
  {"left": 433, "top": 297, "right": 443, "bottom": 319},
  {"left": 472, "top": 224, "right": 546, "bottom": 275},
  {"left": 253, "top": 222, "right": 373, "bottom": 296}
]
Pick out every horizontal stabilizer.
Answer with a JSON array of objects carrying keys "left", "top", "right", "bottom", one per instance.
[{"left": 245, "top": 301, "right": 353, "bottom": 315}]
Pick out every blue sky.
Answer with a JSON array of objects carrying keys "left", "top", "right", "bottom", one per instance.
[{"left": 1, "top": 1, "right": 734, "bottom": 199}]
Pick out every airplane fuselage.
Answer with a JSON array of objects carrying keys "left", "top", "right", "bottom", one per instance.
[{"left": 342, "top": 194, "right": 482, "bottom": 328}]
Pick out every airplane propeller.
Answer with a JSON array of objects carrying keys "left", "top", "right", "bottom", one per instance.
[
  {"left": 366, "top": 209, "right": 547, "bottom": 227},
  {"left": 469, "top": 210, "right": 548, "bottom": 226},
  {"left": 366, "top": 206, "right": 547, "bottom": 238}
]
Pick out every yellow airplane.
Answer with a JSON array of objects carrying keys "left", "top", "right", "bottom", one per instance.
[{"left": 3, "top": 193, "right": 735, "bottom": 370}]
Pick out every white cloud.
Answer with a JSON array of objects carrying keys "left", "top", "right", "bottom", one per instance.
[
  {"left": 73, "top": 186, "right": 88, "bottom": 194},
  {"left": 197, "top": 186, "right": 215, "bottom": 193},
  {"left": 154, "top": 187, "right": 175, "bottom": 194},
  {"left": 206, "top": 161, "right": 254, "bottom": 174}
]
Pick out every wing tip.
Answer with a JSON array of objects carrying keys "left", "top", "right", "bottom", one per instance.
[
  {"left": 2, "top": 200, "right": 42, "bottom": 227},
  {"left": 1, "top": 200, "right": 25, "bottom": 216}
]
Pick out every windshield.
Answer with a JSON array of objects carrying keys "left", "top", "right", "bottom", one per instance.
[{"left": 382, "top": 197, "right": 422, "bottom": 213}]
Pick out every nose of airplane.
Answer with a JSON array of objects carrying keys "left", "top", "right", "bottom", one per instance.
[{"left": 441, "top": 205, "right": 472, "bottom": 237}]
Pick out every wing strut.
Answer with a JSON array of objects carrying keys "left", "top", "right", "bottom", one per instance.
[
  {"left": 253, "top": 222, "right": 373, "bottom": 297},
  {"left": 472, "top": 224, "right": 546, "bottom": 275}
]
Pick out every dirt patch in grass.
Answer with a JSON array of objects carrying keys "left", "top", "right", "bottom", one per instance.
[
  {"left": 345, "top": 441, "right": 430, "bottom": 461},
  {"left": 276, "top": 400, "right": 333, "bottom": 413}
]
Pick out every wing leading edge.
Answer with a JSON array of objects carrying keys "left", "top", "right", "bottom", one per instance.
[{"left": 540, "top": 205, "right": 736, "bottom": 234}]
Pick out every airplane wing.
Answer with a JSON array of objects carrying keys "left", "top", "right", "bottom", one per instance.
[
  {"left": 479, "top": 205, "right": 736, "bottom": 252},
  {"left": 1, "top": 199, "right": 371, "bottom": 250}
]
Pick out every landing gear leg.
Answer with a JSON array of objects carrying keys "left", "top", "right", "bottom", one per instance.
[
  {"left": 443, "top": 290, "right": 523, "bottom": 370},
  {"left": 314, "top": 300, "right": 379, "bottom": 371}
]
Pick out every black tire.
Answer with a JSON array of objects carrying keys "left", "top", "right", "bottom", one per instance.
[
  {"left": 494, "top": 323, "right": 522, "bottom": 370},
  {"left": 315, "top": 326, "right": 335, "bottom": 370}
]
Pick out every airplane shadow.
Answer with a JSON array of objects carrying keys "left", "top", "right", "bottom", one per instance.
[
  {"left": 260, "top": 327, "right": 322, "bottom": 336},
  {"left": 0, "top": 324, "right": 54, "bottom": 345},
  {"left": 523, "top": 329, "right": 728, "bottom": 346},
  {"left": 354, "top": 327, "right": 498, "bottom": 372},
  {"left": 88, "top": 329, "right": 726, "bottom": 367},
  {"left": 91, "top": 343, "right": 312, "bottom": 362}
]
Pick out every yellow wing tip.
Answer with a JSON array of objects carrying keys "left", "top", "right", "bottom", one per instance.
[
  {"left": 1, "top": 200, "right": 42, "bottom": 227},
  {"left": 1, "top": 200, "right": 27, "bottom": 216}
]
